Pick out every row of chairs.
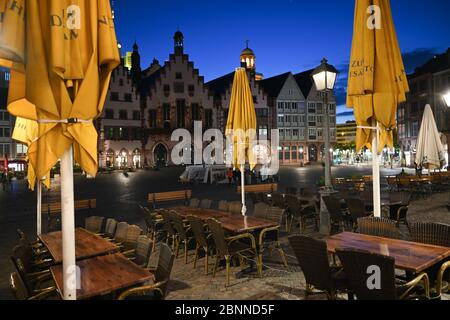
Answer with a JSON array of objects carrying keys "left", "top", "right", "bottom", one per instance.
[
  {"left": 289, "top": 222, "right": 450, "bottom": 300},
  {"left": 189, "top": 199, "right": 244, "bottom": 215}
]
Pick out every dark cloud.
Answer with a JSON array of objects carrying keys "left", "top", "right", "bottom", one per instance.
[
  {"left": 401, "top": 48, "right": 439, "bottom": 74},
  {"left": 337, "top": 111, "right": 354, "bottom": 117}
]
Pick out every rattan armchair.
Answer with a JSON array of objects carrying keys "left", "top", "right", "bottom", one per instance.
[
  {"left": 218, "top": 200, "right": 229, "bottom": 212},
  {"left": 111, "top": 222, "right": 129, "bottom": 245},
  {"left": 16, "top": 230, "right": 49, "bottom": 259},
  {"left": 408, "top": 222, "right": 450, "bottom": 247},
  {"left": 169, "top": 211, "right": 195, "bottom": 264},
  {"left": 101, "top": 218, "right": 117, "bottom": 239},
  {"left": 336, "top": 248, "right": 430, "bottom": 300},
  {"left": 118, "top": 243, "right": 175, "bottom": 300},
  {"left": 285, "top": 195, "right": 316, "bottom": 234},
  {"left": 270, "top": 193, "right": 285, "bottom": 209},
  {"left": 10, "top": 272, "right": 57, "bottom": 300},
  {"left": 253, "top": 202, "right": 270, "bottom": 219},
  {"left": 288, "top": 236, "right": 349, "bottom": 300},
  {"left": 206, "top": 219, "right": 260, "bottom": 286},
  {"left": 123, "top": 225, "right": 143, "bottom": 251},
  {"left": 322, "top": 196, "right": 350, "bottom": 233},
  {"left": 345, "top": 198, "right": 373, "bottom": 230},
  {"left": 160, "top": 210, "right": 177, "bottom": 250},
  {"left": 187, "top": 215, "right": 214, "bottom": 275},
  {"left": 123, "top": 235, "right": 153, "bottom": 267},
  {"left": 228, "top": 201, "right": 243, "bottom": 215},
  {"left": 189, "top": 198, "right": 200, "bottom": 208},
  {"left": 199, "top": 199, "right": 213, "bottom": 209},
  {"left": 85, "top": 216, "right": 104, "bottom": 234},
  {"left": 357, "top": 217, "right": 402, "bottom": 239},
  {"left": 258, "top": 207, "right": 288, "bottom": 269},
  {"left": 140, "top": 205, "right": 165, "bottom": 251},
  {"left": 388, "top": 192, "right": 411, "bottom": 225}
]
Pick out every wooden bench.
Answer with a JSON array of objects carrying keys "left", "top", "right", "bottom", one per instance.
[
  {"left": 148, "top": 190, "right": 192, "bottom": 209},
  {"left": 237, "top": 183, "right": 278, "bottom": 194},
  {"left": 42, "top": 199, "right": 97, "bottom": 232}
]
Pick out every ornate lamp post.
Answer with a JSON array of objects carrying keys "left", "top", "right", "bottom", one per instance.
[{"left": 312, "top": 58, "right": 338, "bottom": 190}]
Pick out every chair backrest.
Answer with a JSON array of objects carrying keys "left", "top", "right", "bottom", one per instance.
[
  {"left": 357, "top": 217, "right": 401, "bottom": 239},
  {"left": 218, "top": 200, "right": 229, "bottom": 212},
  {"left": 9, "top": 272, "right": 29, "bottom": 300},
  {"left": 189, "top": 198, "right": 200, "bottom": 208},
  {"left": 160, "top": 210, "right": 176, "bottom": 237},
  {"left": 154, "top": 243, "right": 175, "bottom": 298},
  {"left": 408, "top": 223, "right": 450, "bottom": 247},
  {"left": 345, "top": 198, "right": 368, "bottom": 220},
  {"left": 288, "top": 236, "right": 335, "bottom": 292},
  {"left": 389, "top": 192, "right": 411, "bottom": 206},
  {"left": 336, "top": 248, "right": 397, "bottom": 300},
  {"left": 253, "top": 202, "right": 269, "bottom": 219},
  {"left": 199, "top": 199, "right": 212, "bottom": 209},
  {"left": 228, "top": 201, "right": 243, "bottom": 215},
  {"left": 134, "top": 235, "right": 153, "bottom": 266},
  {"left": 271, "top": 193, "right": 285, "bottom": 208},
  {"left": 265, "top": 207, "right": 284, "bottom": 225},
  {"left": 169, "top": 211, "right": 187, "bottom": 240},
  {"left": 12, "top": 244, "right": 33, "bottom": 274},
  {"left": 11, "top": 247, "right": 34, "bottom": 293},
  {"left": 285, "top": 195, "right": 300, "bottom": 212},
  {"left": 187, "top": 216, "right": 209, "bottom": 248},
  {"left": 206, "top": 219, "right": 229, "bottom": 257},
  {"left": 85, "top": 216, "right": 104, "bottom": 234},
  {"left": 285, "top": 186, "right": 298, "bottom": 195},
  {"left": 125, "top": 225, "right": 143, "bottom": 247},
  {"left": 114, "top": 222, "right": 129, "bottom": 242},
  {"left": 104, "top": 218, "right": 117, "bottom": 238},
  {"left": 322, "top": 196, "right": 345, "bottom": 223}
]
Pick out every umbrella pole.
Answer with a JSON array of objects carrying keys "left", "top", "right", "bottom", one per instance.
[
  {"left": 37, "top": 180, "right": 42, "bottom": 236},
  {"left": 61, "top": 146, "right": 77, "bottom": 300},
  {"left": 372, "top": 121, "right": 381, "bottom": 218},
  {"left": 241, "top": 165, "right": 247, "bottom": 216}
]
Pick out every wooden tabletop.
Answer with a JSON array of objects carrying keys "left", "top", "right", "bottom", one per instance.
[
  {"left": 169, "top": 206, "right": 231, "bottom": 220},
  {"left": 50, "top": 253, "right": 153, "bottom": 300},
  {"left": 326, "top": 232, "right": 450, "bottom": 274},
  {"left": 39, "top": 228, "right": 119, "bottom": 264},
  {"left": 217, "top": 216, "right": 277, "bottom": 233}
]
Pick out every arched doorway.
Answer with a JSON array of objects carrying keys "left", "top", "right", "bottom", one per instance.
[
  {"left": 117, "top": 148, "right": 129, "bottom": 169},
  {"left": 133, "top": 149, "right": 141, "bottom": 168},
  {"left": 154, "top": 144, "right": 168, "bottom": 167},
  {"left": 106, "top": 149, "right": 115, "bottom": 168},
  {"left": 308, "top": 145, "right": 318, "bottom": 162}
]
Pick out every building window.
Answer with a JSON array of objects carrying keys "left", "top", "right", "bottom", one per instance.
[
  {"left": 299, "top": 102, "right": 306, "bottom": 113},
  {"left": 163, "top": 104, "right": 171, "bottom": 121},
  {"left": 293, "top": 116, "right": 299, "bottom": 124},
  {"left": 308, "top": 115, "right": 316, "bottom": 127},
  {"left": 284, "top": 146, "right": 290, "bottom": 160},
  {"left": 149, "top": 110, "right": 157, "bottom": 128},
  {"left": 204, "top": 109, "right": 213, "bottom": 129},
  {"left": 124, "top": 93, "right": 132, "bottom": 102},
  {"left": 411, "top": 121, "right": 419, "bottom": 137},
  {"left": 4, "top": 72, "right": 10, "bottom": 81},
  {"left": 174, "top": 82, "right": 184, "bottom": 93},
  {"left": 293, "top": 129, "right": 299, "bottom": 138},
  {"left": 285, "top": 102, "right": 291, "bottom": 110},
  {"left": 0, "top": 127, "right": 10, "bottom": 137},
  {"left": 0, "top": 111, "right": 10, "bottom": 121},
  {"left": 308, "top": 103, "right": 316, "bottom": 113},
  {"left": 105, "top": 127, "right": 114, "bottom": 140},
  {"left": 110, "top": 92, "right": 119, "bottom": 101},
  {"left": 277, "top": 102, "right": 283, "bottom": 111},
  {"left": 16, "top": 144, "right": 28, "bottom": 155},
  {"left": 0, "top": 143, "right": 11, "bottom": 156},
  {"left": 329, "top": 104, "right": 335, "bottom": 113},
  {"left": 256, "top": 108, "right": 268, "bottom": 118},
  {"left": 132, "top": 111, "right": 140, "bottom": 121},
  {"left": 105, "top": 109, "right": 114, "bottom": 119},
  {"left": 192, "top": 104, "right": 201, "bottom": 121},
  {"left": 188, "top": 85, "right": 195, "bottom": 96},
  {"left": 163, "top": 85, "right": 170, "bottom": 95},
  {"left": 259, "top": 125, "right": 268, "bottom": 137},
  {"left": 309, "top": 129, "right": 317, "bottom": 140},
  {"left": 317, "top": 128, "right": 323, "bottom": 138},
  {"left": 411, "top": 102, "right": 419, "bottom": 114},
  {"left": 176, "top": 72, "right": 183, "bottom": 80},
  {"left": 292, "top": 102, "right": 298, "bottom": 111},
  {"left": 278, "top": 116, "right": 284, "bottom": 124},
  {"left": 119, "top": 110, "right": 127, "bottom": 120},
  {"left": 316, "top": 103, "right": 323, "bottom": 114},
  {"left": 291, "top": 146, "right": 298, "bottom": 160},
  {"left": 299, "top": 115, "right": 306, "bottom": 124},
  {"left": 177, "top": 100, "right": 186, "bottom": 127}
]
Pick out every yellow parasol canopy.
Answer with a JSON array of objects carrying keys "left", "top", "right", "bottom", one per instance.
[
  {"left": 0, "top": 0, "right": 120, "bottom": 186},
  {"left": 226, "top": 68, "right": 257, "bottom": 171},
  {"left": 347, "top": 0, "right": 409, "bottom": 153}
]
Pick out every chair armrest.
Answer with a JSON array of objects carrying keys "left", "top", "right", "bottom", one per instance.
[
  {"left": 436, "top": 261, "right": 450, "bottom": 294},
  {"left": 28, "top": 287, "right": 58, "bottom": 300},
  {"left": 258, "top": 226, "right": 280, "bottom": 247},
  {"left": 396, "top": 206, "right": 408, "bottom": 222},
  {"left": 117, "top": 280, "right": 166, "bottom": 300},
  {"left": 122, "top": 249, "right": 136, "bottom": 257},
  {"left": 400, "top": 272, "right": 430, "bottom": 300},
  {"left": 226, "top": 233, "right": 257, "bottom": 250}
]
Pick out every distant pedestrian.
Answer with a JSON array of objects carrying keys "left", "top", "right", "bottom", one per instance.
[{"left": 226, "top": 168, "right": 233, "bottom": 186}]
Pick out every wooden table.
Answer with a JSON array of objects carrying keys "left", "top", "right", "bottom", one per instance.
[
  {"left": 326, "top": 232, "right": 450, "bottom": 274},
  {"left": 39, "top": 228, "right": 119, "bottom": 264},
  {"left": 217, "top": 216, "right": 277, "bottom": 233},
  {"left": 169, "top": 206, "right": 231, "bottom": 220},
  {"left": 50, "top": 253, "right": 153, "bottom": 300}
]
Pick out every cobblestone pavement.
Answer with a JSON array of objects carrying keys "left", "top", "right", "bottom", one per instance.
[{"left": 1, "top": 166, "right": 449, "bottom": 300}]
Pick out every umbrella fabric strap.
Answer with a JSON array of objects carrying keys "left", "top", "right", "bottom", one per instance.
[{"left": 37, "top": 118, "right": 92, "bottom": 124}]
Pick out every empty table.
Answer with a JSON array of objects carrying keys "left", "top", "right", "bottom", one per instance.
[
  {"left": 169, "top": 206, "right": 231, "bottom": 220},
  {"left": 217, "top": 216, "right": 277, "bottom": 234}
]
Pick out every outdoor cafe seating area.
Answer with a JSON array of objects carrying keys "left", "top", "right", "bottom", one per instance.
[{"left": 8, "top": 185, "right": 450, "bottom": 300}]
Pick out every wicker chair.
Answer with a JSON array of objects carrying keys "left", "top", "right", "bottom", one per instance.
[
  {"left": 160, "top": 210, "right": 177, "bottom": 249},
  {"left": 218, "top": 200, "right": 229, "bottom": 212},
  {"left": 9, "top": 272, "right": 57, "bottom": 300},
  {"left": 322, "top": 196, "right": 350, "bottom": 233},
  {"left": 408, "top": 222, "right": 450, "bottom": 247},
  {"left": 112, "top": 222, "right": 129, "bottom": 244},
  {"left": 102, "top": 218, "right": 117, "bottom": 239},
  {"left": 123, "top": 235, "right": 153, "bottom": 267},
  {"left": 258, "top": 207, "right": 288, "bottom": 269},
  {"left": 285, "top": 187, "right": 298, "bottom": 195},
  {"left": 199, "top": 199, "right": 213, "bottom": 209},
  {"left": 388, "top": 192, "right": 411, "bottom": 225},
  {"left": 288, "top": 235, "right": 349, "bottom": 300},
  {"left": 187, "top": 215, "right": 214, "bottom": 275},
  {"left": 169, "top": 211, "right": 195, "bottom": 264},
  {"left": 228, "top": 201, "right": 243, "bottom": 215},
  {"left": 357, "top": 217, "right": 401, "bottom": 239},
  {"left": 336, "top": 248, "right": 430, "bottom": 300},
  {"left": 271, "top": 193, "right": 285, "bottom": 209},
  {"left": 345, "top": 198, "right": 373, "bottom": 230},
  {"left": 16, "top": 230, "right": 48, "bottom": 259},
  {"left": 189, "top": 198, "right": 200, "bottom": 208},
  {"left": 253, "top": 202, "right": 269, "bottom": 219},
  {"left": 206, "top": 219, "right": 260, "bottom": 286},
  {"left": 123, "top": 225, "right": 143, "bottom": 250},
  {"left": 118, "top": 243, "right": 175, "bottom": 300},
  {"left": 285, "top": 195, "right": 317, "bottom": 234},
  {"left": 85, "top": 216, "right": 104, "bottom": 234},
  {"left": 140, "top": 205, "right": 165, "bottom": 251}
]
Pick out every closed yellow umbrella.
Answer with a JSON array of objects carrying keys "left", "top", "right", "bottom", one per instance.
[
  {"left": 226, "top": 68, "right": 257, "bottom": 215},
  {"left": 0, "top": 0, "right": 119, "bottom": 300},
  {"left": 347, "top": 0, "right": 409, "bottom": 217}
]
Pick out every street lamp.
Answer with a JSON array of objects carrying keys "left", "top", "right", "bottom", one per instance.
[{"left": 312, "top": 58, "right": 338, "bottom": 189}]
